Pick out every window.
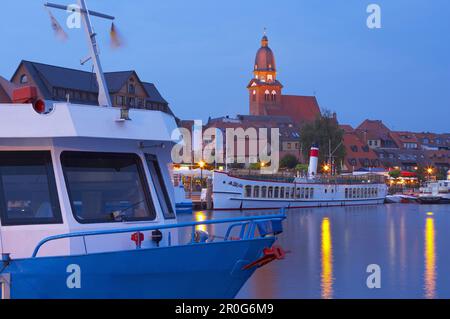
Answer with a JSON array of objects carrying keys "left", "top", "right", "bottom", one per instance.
[
  {"left": 252, "top": 90, "right": 256, "bottom": 102},
  {"left": 128, "top": 83, "right": 135, "bottom": 94},
  {"left": 0, "top": 151, "right": 62, "bottom": 226},
  {"left": 145, "top": 154, "right": 175, "bottom": 219},
  {"left": 116, "top": 95, "right": 123, "bottom": 106},
  {"left": 285, "top": 187, "right": 290, "bottom": 199},
  {"left": 267, "top": 74, "right": 273, "bottom": 81},
  {"left": 245, "top": 185, "right": 252, "bottom": 198},
  {"left": 310, "top": 188, "right": 314, "bottom": 199},
  {"left": 304, "top": 188, "right": 309, "bottom": 199},
  {"left": 261, "top": 186, "right": 267, "bottom": 198},
  {"left": 274, "top": 187, "right": 279, "bottom": 198},
  {"left": 280, "top": 187, "right": 284, "bottom": 199},
  {"left": 253, "top": 186, "right": 260, "bottom": 198},
  {"left": 268, "top": 186, "right": 273, "bottom": 198},
  {"left": 345, "top": 188, "right": 348, "bottom": 198},
  {"left": 19, "top": 74, "right": 28, "bottom": 84},
  {"left": 264, "top": 90, "right": 270, "bottom": 101},
  {"left": 271, "top": 90, "right": 277, "bottom": 101},
  {"left": 61, "top": 151, "right": 156, "bottom": 223}
]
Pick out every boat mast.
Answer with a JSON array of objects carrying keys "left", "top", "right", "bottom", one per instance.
[{"left": 44, "top": 1, "right": 114, "bottom": 107}]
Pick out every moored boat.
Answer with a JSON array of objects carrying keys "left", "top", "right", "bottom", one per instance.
[
  {"left": 0, "top": 1, "right": 286, "bottom": 299},
  {"left": 213, "top": 145, "right": 388, "bottom": 210}
]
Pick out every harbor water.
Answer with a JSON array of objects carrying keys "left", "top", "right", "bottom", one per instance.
[{"left": 179, "top": 203, "right": 450, "bottom": 299}]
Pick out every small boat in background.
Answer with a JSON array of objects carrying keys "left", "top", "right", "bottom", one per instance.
[
  {"left": 418, "top": 178, "right": 450, "bottom": 204},
  {"left": 385, "top": 194, "right": 417, "bottom": 204}
]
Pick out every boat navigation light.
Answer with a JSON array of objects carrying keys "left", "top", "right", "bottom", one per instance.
[{"left": 33, "top": 99, "right": 46, "bottom": 114}]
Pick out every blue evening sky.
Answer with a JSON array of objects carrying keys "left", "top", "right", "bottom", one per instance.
[{"left": 1, "top": 0, "right": 449, "bottom": 133}]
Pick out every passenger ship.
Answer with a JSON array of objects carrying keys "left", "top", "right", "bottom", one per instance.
[
  {"left": 0, "top": 1, "right": 285, "bottom": 299},
  {"left": 213, "top": 146, "right": 388, "bottom": 210}
]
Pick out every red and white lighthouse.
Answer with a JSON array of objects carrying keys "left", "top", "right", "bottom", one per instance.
[{"left": 308, "top": 144, "right": 319, "bottom": 179}]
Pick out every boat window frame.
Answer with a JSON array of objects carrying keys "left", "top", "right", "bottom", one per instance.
[
  {"left": 0, "top": 150, "right": 63, "bottom": 226},
  {"left": 145, "top": 154, "right": 176, "bottom": 220},
  {"left": 60, "top": 151, "right": 157, "bottom": 224}
]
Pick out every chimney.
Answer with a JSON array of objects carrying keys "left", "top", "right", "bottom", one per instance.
[{"left": 308, "top": 143, "right": 319, "bottom": 179}]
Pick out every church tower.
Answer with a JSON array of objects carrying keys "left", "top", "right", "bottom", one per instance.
[{"left": 247, "top": 33, "right": 283, "bottom": 115}]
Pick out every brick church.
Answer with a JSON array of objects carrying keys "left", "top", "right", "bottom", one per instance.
[{"left": 247, "top": 34, "right": 321, "bottom": 126}]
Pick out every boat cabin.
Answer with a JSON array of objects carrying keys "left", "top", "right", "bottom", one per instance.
[{"left": 0, "top": 101, "right": 178, "bottom": 259}]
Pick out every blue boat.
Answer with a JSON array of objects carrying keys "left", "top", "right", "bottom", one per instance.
[{"left": 0, "top": 1, "right": 286, "bottom": 299}]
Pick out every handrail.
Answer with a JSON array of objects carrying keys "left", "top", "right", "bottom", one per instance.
[{"left": 32, "top": 214, "right": 286, "bottom": 258}]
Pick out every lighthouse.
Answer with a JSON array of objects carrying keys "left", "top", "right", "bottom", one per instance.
[{"left": 308, "top": 144, "right": 319, "bottom": 179}]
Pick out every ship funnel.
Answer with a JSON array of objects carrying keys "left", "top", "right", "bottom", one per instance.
[{"left": 308, "top": 144, "right": 319, "bottom": 179}]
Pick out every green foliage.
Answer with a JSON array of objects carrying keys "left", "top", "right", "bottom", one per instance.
[
  {"left": 249, "top": 162, "right": 261, "bottom": 170},
  {"left": 280, "top": 154, "right": 298, "bottom": 169},
  {"left": 299, "top": 109, "right": 346, "bottom": 167},
  {"left": 389, "top": 169, "right": 401, "bottom": 179},
  {"left": 295, "top": 163, "right": 309, "bottom": 172}
]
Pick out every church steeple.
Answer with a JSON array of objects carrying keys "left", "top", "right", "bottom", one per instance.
[{"left": 247, "top": 32, "right": 283, "bottom": 116}]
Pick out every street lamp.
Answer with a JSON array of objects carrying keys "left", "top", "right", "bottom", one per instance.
[
  {"left": 426, "top": 167, "right": 433, "bottom": 181},
  {"left": 198, "top": 160, "right": 206, "bottom": 182},
  {"left": 323, "top": 163, "right": 330, "bottom": 174}
]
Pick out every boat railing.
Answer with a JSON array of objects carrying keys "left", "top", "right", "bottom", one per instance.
[
  {"left": 228, "top": 169, "right": 386, "bottom": 185},
  {"left": 31, "top": 213, "right": 286, "bottom": 258}
]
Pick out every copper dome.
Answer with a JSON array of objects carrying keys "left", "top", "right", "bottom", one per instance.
[{"left": 254, "top": 35, "right": 276, "bottom": 72}]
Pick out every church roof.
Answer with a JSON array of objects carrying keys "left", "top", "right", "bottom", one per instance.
[
  {"left": 264, "top": 95, "right": 321, "bottom": 125},
  {"left": 254, "top": 35, "right": 276, "bottom": 72}
]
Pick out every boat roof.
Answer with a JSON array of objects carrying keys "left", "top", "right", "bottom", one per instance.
[{"left": 0, "top": 102, "right": 177, "bottom": 142}]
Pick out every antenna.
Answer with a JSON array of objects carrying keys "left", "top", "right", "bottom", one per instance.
[{"left": 44, "top": 1, "right": 114, "bottom": 107}]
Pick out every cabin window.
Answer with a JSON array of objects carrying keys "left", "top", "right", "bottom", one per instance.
[
  {"left": 280, "top": 187, "right": 285, "bottom": 199},
  {"left": 261, "top": 186, "right": 267, "bottom": 198},
  {"left": 245, "top": 185, "right": 252, "bottom": 198},
  {"left": 145, "top": 154, "right": 175, "bottom": 219},
  {"left": 304, "top": 188, "right": 309, "bottom": 199},
  {"left": 274, "top": 187, "right": 279, "bottom": 198},
  {"left": 345, "top": 188, "right": 348, "bottom": 198},
  {"left": 310, "top": 188, "right": 314, "bottom": 199},
  {"left": 0, "top": 151, "right": 62, "bottom": 226},
  {"left": 61, "top": 151, "right": 156, "bottom": 223},
  {"left": 290, "top": 188, "right": 295, "bottom": 199},
  {"left": 253, "top": 186, "right": 260, "bottom": 198},
  {"left": 268, "top": 187, "right": 273, "bottom": 198}
]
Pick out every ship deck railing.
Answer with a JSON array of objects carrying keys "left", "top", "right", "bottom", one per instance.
[
  {"left": 228, "top": 170, "right": 386, "bottom": 185},
  {"left": 31, "top": 213, "right": 286, "bottom": 258}
]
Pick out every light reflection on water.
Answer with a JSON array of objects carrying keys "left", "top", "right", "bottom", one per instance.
[
  {"left": 424, "top": 215, "right": 436, "bottom": 299},
  {"left": 320, "top": 217, "right": 333, "bottom": 299},
  {"left": 178, "top": 203, "right": 450, "bottom": 298}
]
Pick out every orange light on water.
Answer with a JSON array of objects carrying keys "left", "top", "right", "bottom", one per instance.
[
  {"left": 321, "top": 217, "right": 334, "bottom": 299},
  {"left": 424, "top": 217, "right": 436, "bottom": 299},
  {"left": 195, "top": 211, "right": 207, "bottom": 232}
]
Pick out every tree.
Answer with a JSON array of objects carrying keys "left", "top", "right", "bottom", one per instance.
[
  {"left": 280, "top": 154, "right": 298, "bottom": 169},
  {"left": 389, "top": 169, "right": 401, "bottom": 179},
  {"left": 299, "top": 109, "right": 346, "bottom": 169},
  {"left": 295, "top": 163, "right": 309, "bottom": 173}
]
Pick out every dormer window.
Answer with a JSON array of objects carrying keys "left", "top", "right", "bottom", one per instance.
[
  {"left": 267, "top": 74, "right": 273, "bottom": 81},
  {"left": 20, "top": 74, "right": 28, "bottom": 84}
]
